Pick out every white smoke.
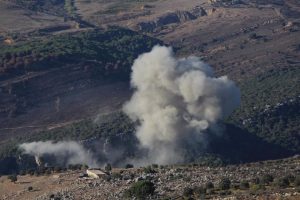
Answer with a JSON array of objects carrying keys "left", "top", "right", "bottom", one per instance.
[
  {"left": 19, "top": 141, "right": 98, "bottom": 167},
  {"left": 123, "top": 46, "right": 241, "bottom": 165}
]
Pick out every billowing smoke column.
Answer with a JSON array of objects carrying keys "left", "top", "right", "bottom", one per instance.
[
  {"left": 20, "top": 141, "right": 98, "bottom": 167},
  {"left": 123, "top": 46, "right": 241, "bottom": 165}
]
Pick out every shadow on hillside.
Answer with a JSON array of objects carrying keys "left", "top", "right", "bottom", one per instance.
[{"left": 207, "top": 123, "right": 295, "bottom": 164}]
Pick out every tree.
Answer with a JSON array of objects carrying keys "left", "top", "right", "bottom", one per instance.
[{"left": 219, "top": 178, "right": 231, "bottom": 190}]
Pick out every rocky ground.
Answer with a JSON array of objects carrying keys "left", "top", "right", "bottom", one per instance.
[{"left": 1, "top": 156, "right": 300, "bottom": 200}]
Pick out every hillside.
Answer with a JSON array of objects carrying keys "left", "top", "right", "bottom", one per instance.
[
  {"left": 0, "top": 27, "right": 162, "bottom": 144},
  {"left": 0, "top": 0, "right": 299, "bottom": 190}
]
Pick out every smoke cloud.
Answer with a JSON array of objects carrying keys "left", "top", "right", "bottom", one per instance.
[
  {"left": 123, "top": 46, "right": 241, "bottom": 165},
  {"left": 19, "top": 141, "right": 98, "bottom": 167}
]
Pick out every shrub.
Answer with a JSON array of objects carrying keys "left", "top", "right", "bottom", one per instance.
[
  {"left": 45, "top": 168, "right": 52, "bottom": 175},
  {"left": 54, "top": 166, "right": 62, "bottom": 173},
  {"left": 276, "top": 177, "right": 290, "bottom": 188},
  {"left": 286, "top": 174, "right": 296, "bottom": 183},
  {"left": 28, "top": 186, "right": 33, "bottom": 191},
  {"left": 261, "top": 174, "right": 274, "bottom": 184},
  {"left": 194, "top": 186, "right": 206, "bottom": 196},
  {"left": 220, "top": 190, "right": 232, "bottom": 196},
  {"left": 206, "top": 182, "right": 214, "bottom": 189},
  {"left": 183, "top": 176, "right": 191, "bottom": 182},
  {"left": 250, "top": 184, "right": 265, "bottom": 191},
  {"left": 240, "top": 181, "right": 250, "bottom": 190},
  {"left": 111, "top": 172, "right": 122, "bottom": 180},
  {"left": 105, "top": 163, "right": 112, "bottom": 171},
  {"left": 19, "top": 170, "right": 26, "bottom": 176},
  {"left": 151, "top": 164, "right": 158, "bottom": 168},
  {"left": 124, "top": 180, "right": 155, "bottom": 199},
  {"left": 81, "top": 164, "right": 89, "bottom": 170},
  {"left": 183, "top": 187, "right": 194, "bottom": 197},
  {"left": 251, "top": 177, "right": 260, "bottom": 185},
  {"left": 219, "top": 178, "right": 231, "bottom": 190},
  {"left": 125, "top": 164, "right": 134, "bottom": 169},
  {"left": 249, "top": 33, "right": 257, "bottom": 39},
  {"left": 143, "top": 166, "right": 156, "bottom": 174},
  {"left": 295, "top": 176, "right": 300, "bottom": 186},
  {"left": 8, "top": 174, "right": 17, "bottom": 183}
]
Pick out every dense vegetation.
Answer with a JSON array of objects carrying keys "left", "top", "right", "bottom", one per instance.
[
  {"left": 0, "top": 112, "right": 135, "bottom": 159},
  {"left": 0, "top": 27, "right": 162, "bottom": 80},
  {"left": 0, "top": 66, "right": 298, "bottom": 172},
  {"left": 9, "top": 0, "right": 66, "bottom": 16},
  {"left": 230, "top": 67, "right": 300, "bottom": 153},
  {"left": 233, "top": 67, "right": 300, "bottom": 118},
  {"left": 124, "top": 180, "right": 155, "bottom": 199},
  {"left": 181, "top": 173, "right": 300, "bottom": 199},
  {"left": 0, "top": 27, "right": 162, "bottom": 172}
]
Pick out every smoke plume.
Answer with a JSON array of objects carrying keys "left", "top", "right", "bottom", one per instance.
[
  {"left": 20, "top": 141, "right": 98, "bottom": 167},
  {"left": 123, "top": 46, "right": 241, "bottom": 165}
]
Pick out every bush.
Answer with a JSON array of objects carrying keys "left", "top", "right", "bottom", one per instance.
[
  {"left": 8, "top": 174, "right": 17, "bottom": 183},
  {"left": 261, "top": 174, "right": 274, "bottom": 184},
  {"left": 45, "top": 168, "right": 52, "bottom": 175},
  {"left": 240, "top": 181, "right": 250, "bottom": 190},
  {"left": 220, "top": 190, "right": 232, "bottom": 196},
  {"left": 54, "top": 166, "right": 62, "bottom": 173},
  {"left": 251, "top": 177, "right": 260, "bottom": 185},
  {"left": 183, "top": 187, "right": 194, "bottom": 197},
  {"left": 250, "top": 184, "right": 265, "bottom": 191},
  {"left": 219, "top": 178, "right": 231, "bottom": 190},
  {"left": 276, "top": 177, "right": 290, "bottom": 188},
  {"left": 249, "top": 33, "right": 257, "bottom": 39},
  {"left": 105, "top": 163, "right": 112, "bottom": 171},
  {"left": 81, "top": 164, "right": 89, "bottom": 170},
  {"left": 151, "top": 164, "right": 159, "bottom": 168},
  {"left": 295, "top": 176, "right": 300, "bottom": 186},
  {"left": 111, "top": 172, "right": 122, "bottom": 180},
  {"left": 28, "top": 186, "right": 33, "bottom": 191},
  {"left": 124, "top": 180, "right": 155, "bottom": 199},
  {"left": 286, "top": 174, "right": 296, "bottom": 183},
  {"left": 194, "top": 186, "right": 206, "bottom": 196},
  {"left": 19, "top": 170, "right": 26, "bottom": 176},
  {"left": 143, "top": 166, "right": 156, "bottom": 174},
  {"left": 205, "top": 181, "right": 214, "bottom": 189},
  {"left": 125, "top": 164, "right": 134, "bottom": 169}
]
